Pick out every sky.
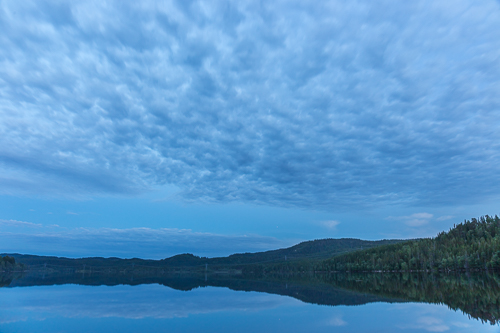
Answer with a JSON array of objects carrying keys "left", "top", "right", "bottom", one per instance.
[{"left": 1, "top": 0, "right": 500, "bottom": 258}]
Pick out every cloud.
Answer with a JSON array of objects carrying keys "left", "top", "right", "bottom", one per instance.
[
  {"left": 0, "top": 219, "right": 42, "bottom": 228},
  {"left": 388, "top": 213, "right": 433, "bottom": 227},
  {"left": 321, "top": 220, "right": 341, "bottom": 230},
  {"left": 0, "top": 225, "right": 293, "bottom": 258},
  {"left": 1, "top": 1, "right": 500, "bottom": 210},
  {"left": 436, "top": 215, "right": 454, "bottom": 221}
]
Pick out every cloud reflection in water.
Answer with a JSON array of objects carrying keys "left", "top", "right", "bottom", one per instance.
[{"left": 0, "top": 285, "right": 495, "bottom": 332}]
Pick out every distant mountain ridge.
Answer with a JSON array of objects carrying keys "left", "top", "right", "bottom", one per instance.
[
  {"left": 211, "top": 238, "right": 404, "bottom": 264},
  {"left": 3, "top": 237, "right": 404, "bottom": 269}
]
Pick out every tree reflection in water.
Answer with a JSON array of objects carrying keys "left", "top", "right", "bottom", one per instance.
[{"left": 2, "top": 270, "right": 500, "bottom": 325}]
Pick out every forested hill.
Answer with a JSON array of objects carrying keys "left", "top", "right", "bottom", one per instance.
[
  {"left": 210, "top": 238, "right": 403, "bottom": 265},
  {"left": 321, "top": 215, "right": 500, "bottom": 272},
  {"left": 0, "top": 255, "right": 25, "bottom": 272},
  {"left": 3, "top": 238, "right": 403, "bottom": 270}
]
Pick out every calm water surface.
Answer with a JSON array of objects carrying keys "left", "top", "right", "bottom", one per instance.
[{"left": 0, "top": 282, "right": 498, "bottom": 333}]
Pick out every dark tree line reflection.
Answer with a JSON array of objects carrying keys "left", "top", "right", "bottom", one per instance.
[
  {"left": 2, "top": 269, "right": 500, "bottom": 325},
  {"left": 320, "top": 272, "right": 500, "bottom": 325}
]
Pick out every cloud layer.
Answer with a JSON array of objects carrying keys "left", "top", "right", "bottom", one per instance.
[
  {"left": 0, "top": 222, "right": 291, "bottom": 258},
  {"left": 1, "top": 0, "right": 500, "bottom": 210}
]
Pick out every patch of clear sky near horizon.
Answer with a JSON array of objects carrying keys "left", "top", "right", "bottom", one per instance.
[
  {"left": 1, "top": 188, "right": 499, "bottom": 258},
  {"left": 1, "top": 0, "right": 500, "bottom": 257},
  {"left": 1, "top": 187, "right": 500, "bottom": 239}
]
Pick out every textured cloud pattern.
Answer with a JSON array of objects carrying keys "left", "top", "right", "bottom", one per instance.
[{"left": 1, "top": 0, "right": 500, "bottom": 209}]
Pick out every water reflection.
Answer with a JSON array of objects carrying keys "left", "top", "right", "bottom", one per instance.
[
  {"left": 0, "top": 271, "right": 499, "bottom": 332},
  {"left": 0, "top": 284, "right": 297, "bottom": 322},
  {"left": 321, "top": 272, "right": 500, "bottom": 325}
]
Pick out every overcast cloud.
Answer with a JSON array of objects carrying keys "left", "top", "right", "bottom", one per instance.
[{"left": 1, "top": 0, "right": 500, "bottom": 210}]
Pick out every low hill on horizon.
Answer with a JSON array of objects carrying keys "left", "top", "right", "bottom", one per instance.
[{"left": 3, "top": 237, "right": 405, "bottom": 270}]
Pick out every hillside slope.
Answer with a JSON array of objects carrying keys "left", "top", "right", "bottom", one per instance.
[
  {"left": 321, "top": 215, "right": 500, "bottom": 272},
  {"left": 4, "top": 238, "right": 404, "bottom": 270}
]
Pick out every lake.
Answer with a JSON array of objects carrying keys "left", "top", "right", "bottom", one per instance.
[{"left": 0, "top": 271, "right": 498, "bottom": 332}]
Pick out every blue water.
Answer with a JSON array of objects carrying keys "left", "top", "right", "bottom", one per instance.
[{"left": 0, "top": 284, "right": 497, "bottom": 333}]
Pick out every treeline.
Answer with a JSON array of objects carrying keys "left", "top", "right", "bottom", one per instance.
[
  {"left": 320, "top": 215, "right": 500, "bottom": 272},
  {"left": 4, "top": 238, "right": 404, "bottom": 274},
  {"left": 0, "top": 255, "right": 24, "bottom": 272}
]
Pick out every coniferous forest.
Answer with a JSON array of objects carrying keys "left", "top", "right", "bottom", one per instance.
[
  {"left": 0, "top": 255, "right": 24, "bottom": 272},
  {"left": 320, "top": 215, "right": 500, "bottom": 272}
]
